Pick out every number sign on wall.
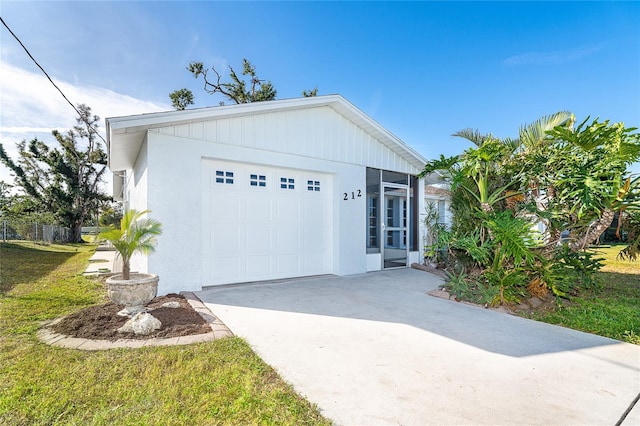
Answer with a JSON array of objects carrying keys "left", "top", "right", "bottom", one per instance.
[{"left": 343, "top": 190, "right": 362, "bottom": 201}]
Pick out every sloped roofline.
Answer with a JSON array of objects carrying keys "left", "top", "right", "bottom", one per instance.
[{"left": 106, "top": 94, "right": 427, "bottom": 171}]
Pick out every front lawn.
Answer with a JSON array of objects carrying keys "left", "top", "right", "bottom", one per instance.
[
  {"left": 524, "top": 245, "right": 640, "bottom": 345},
  {"left": 0, "top": 242, "right": 329, "bottom": 425}
]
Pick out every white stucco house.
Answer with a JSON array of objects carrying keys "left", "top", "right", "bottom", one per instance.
[
  {"left": 424, "top": 183, "right": 453, "bottom": 228},
  {"left": 106, "top": 95, "right": 428, "bottom": 295}
]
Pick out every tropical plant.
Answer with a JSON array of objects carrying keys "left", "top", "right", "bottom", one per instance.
[
  {"left": 423, "top": 201, "right": 446, "bottom": 264},
  {"left": 443, "top": 270, "right": 473, "bottom": 301},
  {"left": 98, "top": 209, "right": 162, "bottom": 280},
  {"left": 451, "top": 128, "right": 488, "bottom": 147},
  {"left": 540, "top": 118, "right": 640, "bottom": 250},
  {"left": 449, "top": 230, "right": 489, "bottom": 266},
  {"left": 454, "top": 137, "right": 521, "bottom": 213},
  {"left": 545, "top": 245, "right": 604, "bottom": 298},
  {"left": 517, "top": 111, "right": 574, "bottom": 152},
  {"left": 474, "top": 281, "right": 501, "bottom": 306},
  {"left": 420, "top": 112, "right": 637, "bottom": 306},
  {"left": 482, "top": 211, "right": 541, "bottom": 268},
  {"left": 482, "top": 267, "right": 528, "bottom": 305},
  {"left": 458, "top": 211, "right": 541, "bottom": 303},
  {"left": 618, "top": 208, "right": 640, "bottom": 261}
]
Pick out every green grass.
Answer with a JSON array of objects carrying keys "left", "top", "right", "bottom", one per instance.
[
  {"left": 525, "top": 245, "right": 640, "bottom": 345},
  {"left": 0, "top": 242, "right": 330, "bottom": 425}
]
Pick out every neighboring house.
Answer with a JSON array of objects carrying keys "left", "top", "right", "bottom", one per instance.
[
  {"left": 106, "top": 95, "right": 428, "bottom": 295},
  {"left": 423, "top": 183, "right": 452, "bottom": 228},
  {"left": 422, "top": 181, "right": 452, "bottom": 257}
]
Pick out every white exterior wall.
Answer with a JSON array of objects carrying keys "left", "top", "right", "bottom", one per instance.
[
  {"left": 424, "top": 196, "right": 452, "bottom": 228},
  {"left": 125, "top": 140, "right": 149, "bottom": 275},
  {"left": 124, "top": 104, "right": 423, "bottom": 295}
]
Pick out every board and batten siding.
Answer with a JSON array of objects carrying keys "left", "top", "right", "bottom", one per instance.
[
  {"left": 114, "top": 99, "right": 426, "bottom": 294},
  {"left": 156, "top": 105, "right": 419, "bottom": 175}
]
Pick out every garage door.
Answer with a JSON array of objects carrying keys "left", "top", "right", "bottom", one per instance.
[{"left": 202, "top": 159, "right": 333, "bottom": 286}]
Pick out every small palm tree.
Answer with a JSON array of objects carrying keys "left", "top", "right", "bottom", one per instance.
[{"left": 99, "top": 209, "right": 162, "bottom": 280}]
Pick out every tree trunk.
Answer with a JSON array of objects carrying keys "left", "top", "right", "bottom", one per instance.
[
  {"left": 122, "top": 261, "right": 130, "bottom": 280},
  {"left": 615, "top": 209, "right": 624, "bottom": 240},
  {"left": 480, "top": 202, "right": 494, "bottom": 241},
  {"left": 569, "top": 208, "right": 616, "bottom": 251},
  {"left": 542, "top": 228, "right": 563, "bottom": 257},
  {"left": 72, "top": 222, "right": 83, "bottom": 243}
]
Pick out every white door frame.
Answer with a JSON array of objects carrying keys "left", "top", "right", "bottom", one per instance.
[{"left": 381, "top": 182, "right": 410, "bottom": 269}]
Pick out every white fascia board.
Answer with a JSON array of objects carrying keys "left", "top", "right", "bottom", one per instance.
[{"left": 107, "top": 95, "right": 342, "bottom": 132}]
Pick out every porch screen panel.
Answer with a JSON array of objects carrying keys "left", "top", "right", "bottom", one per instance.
[
  {"left": 366, "top": 168, "right": 380, "bottom": 252},
  {"left": 409, "top": 175, "right": 419, "bottom": 251}
]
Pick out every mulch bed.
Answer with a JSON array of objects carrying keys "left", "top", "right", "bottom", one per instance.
[{"left": 49, "top": 293, "right": 211, "bottom": 341}]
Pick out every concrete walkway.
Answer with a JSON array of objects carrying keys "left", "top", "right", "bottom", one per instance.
[
  {"left": 84, "top": 245, "right": 117, "bottom": 275},
  {"left": 196, "top": 268, "right": 640, "bottom": 425}
]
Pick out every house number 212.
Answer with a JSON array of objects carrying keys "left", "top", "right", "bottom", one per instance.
[{"left": 343, "top": 190, "right": 362, "bottom": 200}]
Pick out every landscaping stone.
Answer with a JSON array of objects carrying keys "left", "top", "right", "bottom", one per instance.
[
  {"left": 493, "top": 306, "right": 512, "bottom": 314},
  {"left": 528, "top": 297, "right": 544, "bottom": 309},
  {"left": 429, "top": 289, "right": 454, "bottom": 300},
  {"left": 118, "top": 312, "right": 162, "bottom": 335},
  {"left": 160, "top": 301, "right": 181, "bottom": 309}
]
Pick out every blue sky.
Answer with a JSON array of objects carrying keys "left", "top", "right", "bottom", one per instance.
[{"left": 1, "top": 1, "right": 639, "bottom": 188}]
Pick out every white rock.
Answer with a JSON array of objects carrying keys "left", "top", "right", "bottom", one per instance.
[
  {"left": 118, "top": 312, "right": 162, "bottom": 335},
  {"left": 160, "top": 301, "right": 181, "bottom": 309}
]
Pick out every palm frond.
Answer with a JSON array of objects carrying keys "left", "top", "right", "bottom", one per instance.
[
  {"left": 519, "top": 111, "right": 574, "bottom": 150},
  {"left": 98, "top": 209, "right": 163, "bottom": 271},
  {"left": 452, "top": 128, "right": 488, "bottom": 147},
  {"left": 619, "top": 138, "right": 640, "bottom": 161}
]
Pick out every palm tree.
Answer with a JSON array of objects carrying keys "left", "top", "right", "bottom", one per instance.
[
  {"left": 513, "top": 111, "right": 575, "bottom": 244},
  {"left": 518, "top": 111, "right": 574, "bottom": 152},
  {"left": 544, "top": 118, "right": 640, "bottom": 250},
  {"left": 451, "top": 128, "right": 488, "bottom": 147},
  {"left": 456, "top": 137, "right": 521, "bottom": 213},
  {"left": 99, "top": 209, "right": 162, "bottom": 280}
]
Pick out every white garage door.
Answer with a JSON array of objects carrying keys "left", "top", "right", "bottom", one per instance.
[{"left": 202, "top": 159, "right": 333, "bottom": 286}]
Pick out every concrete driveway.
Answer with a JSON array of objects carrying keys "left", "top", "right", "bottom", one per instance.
[{"left": 196, "top": 268, "right": 640, "bottom": 425}]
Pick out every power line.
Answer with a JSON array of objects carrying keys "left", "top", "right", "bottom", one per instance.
[{"left": 0, "top": 16, "right": 108, "bottom": 145}]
